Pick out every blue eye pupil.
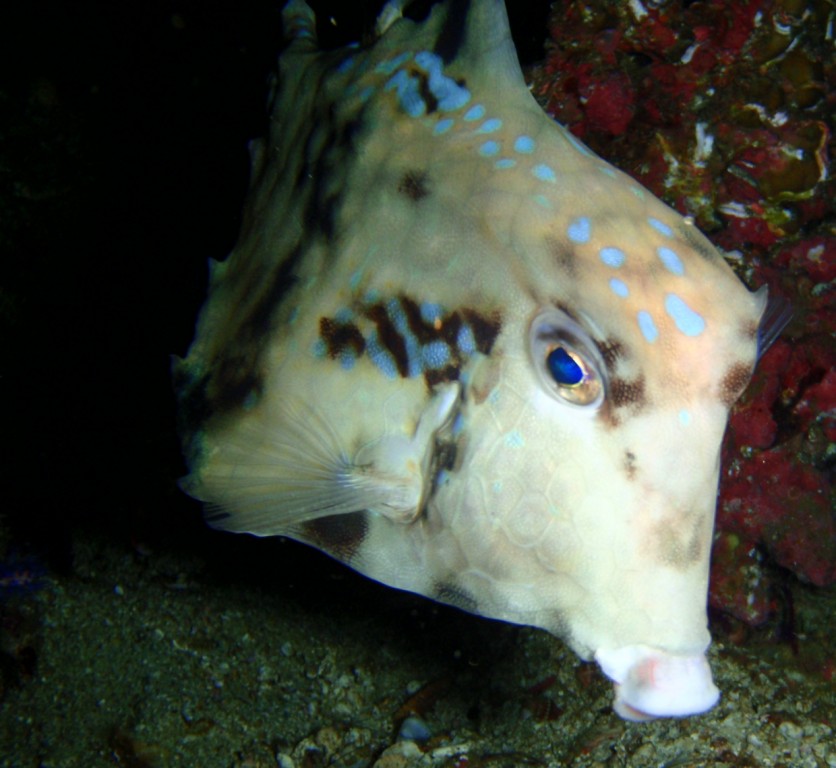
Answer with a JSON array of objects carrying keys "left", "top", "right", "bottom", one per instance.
[{"left": 546, "top": 347, "right": 584, "bottom": 386}]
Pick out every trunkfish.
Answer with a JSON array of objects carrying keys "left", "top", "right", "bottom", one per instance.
[{"left": 175, "top": 0, "right": 789, "bottom": 720}]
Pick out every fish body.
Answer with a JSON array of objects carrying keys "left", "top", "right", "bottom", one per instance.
[{"left": 176, "top": 0, "right": 786, "bottom": 720}]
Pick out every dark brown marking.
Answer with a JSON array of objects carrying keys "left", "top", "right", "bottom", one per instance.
[
  {"left": 597, "top": 339, "right": 625, "bottom": 374},
  {"left": 366, "top": 303, "right": 410, "bottom": 377},
  {"left": 677, "top": 222, "right": 718, "bottom": 261},
  {"left": 658, "top": 517, "right": 704, "bottom": 568},
  {"left": 320, "top": 317, "right": 366, "bottom": 359},
  {"left": 553, "top": 301, "right": 580, "bottom": 323},
  {"left": 434, "top": 581, "right": 478, "bottom": 613},
  {"left": 438, "top": 312, "right": 463, "bottom": 347},
  {"left": 719, "top": 361, "right": 753, "bottom": 406},
  {"left": 185, "top": 260, "right": 298, "bottom": 426},
  {"left": 609, "top": 375, "right": 646, "bottom": 410},
  {"left": 545, "top": 235, "right": 576, "bottom": 277},
  {"left": 300, "top": 511, "right": 369, "bottom": 563},
  {"left": 401, "top": 295, "right": 440, "bottom": 343},
  {"left": 398, "top": 170, "right": 430, "bottom": 201},
  {"left": 412, "top": 69, "right": 440, "bottom": 114},
  {"left": 624, "top": 450, "right": 637, "bottom": 480},
  {"left": 462, "top": 308, "right": 502, "bottom": 354},
  {"left": 425, "top": 365, "right": 460, "bottom": 386}
]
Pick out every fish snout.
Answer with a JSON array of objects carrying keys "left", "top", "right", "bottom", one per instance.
[{"left": 594, "top": 645, "right": 720, "bottom": 721}]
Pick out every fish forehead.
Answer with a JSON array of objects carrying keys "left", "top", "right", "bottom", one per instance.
[{"left": 281, "top": 9, "right": 762, "bottom": 394}]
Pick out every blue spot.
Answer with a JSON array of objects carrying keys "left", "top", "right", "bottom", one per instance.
[
  {"left": 367, "top": 332, "right": 398, "bottom": 379},
  {"left": 599, "top": 246, "right": 625, "bottom": 268},
  {"left": 386, "top": 298, "right": 422, "bottom": 376},
  {"left": 477, "top": 118, "right": 502, "bottom": 134},
  {"left": 533, "top": 164, "right": 557, "bottom": 183},
  {"left": 384, "top": 70, "right": 407, "bottom": 92},
  {"left": 434, "top": 118, "right": 454, "bottom": 135},
  {"left": 533, "top": 194, "right": 552, "bottom": 209},
  {"left": 457, "top": 324, "right": 476, "bottom": 355},
  {"left": 479, "top": 140, "right": 499, "bottom": 157},
  {"left": 637, "top": 311, "right": 659, "bottom": 343},
  {"left": 339, "top": 351, "right": 357, "bottom": 370},
  {"left": 335, "top": 307, "right": 354, "bottom": 323},
  {"left": 609, "top": 278, "right": 629, "bottom": 297},
  {"left": 665, "top": 294, "right": 705, "bottom": 336},
  {"left": 287, "top": 306, "right": 299, "bottom": 325},
  {"left": 495, "top": 158, "right": 516, "bottom": 169},
  {"left": 463, "top": 104, "right": 485, "bottom": 121},
  {"left": 514, "top": 135, "right": 535, "bottom": 153},
  {"left": 414, "top": 51, "right": 439, "bottom": 69},
  {"left": 434, "top": 78, "right": 471, "bottom": 111},
  {"left": 452, "top": 412, "right": 465, "bottom": 436},
  {"left": 547, "top": 347, "right": 583, "bottom": 385},
  {"left": 420, "top": 302, "right": 443, "bottom": 324},
  {"left": 386, "top": 297, "right": 406, "bottom": 326},
  {"left": 657, "top": 246, "right": 685, "bottom": 276},
  {"left": 414, "top": 52, "right": 472, "bottom": 111},
  {"left": 385, "top": 70, "right": 425, "bottom": 117},
  {"left": 357, "top": 85, "right": 375, "bottom": 104},
  {"left": 349, "top": 269, "right": 363, "bottom": 290},
  {"left": 598, "top": 166, "right": 617, "bottom": 178},
  {"left": 363, "top": 288, "right": 381, "bottom": 303},
  {"left": 504, "top": 430, "right": 525, "bottom": 448},
  {"left": 678, "top": 409, "right": 692, "bottom": 426},
  {"left": 567, "top": 217, "right": 591, "bottom": 244},
  {"left": 648, "top": 217, "right": 673, "bottom": 237},
  {"left": 422, "top": 341, "right": 450, "bottom": 368},
  {"left": 312, "top": 339, "right": 327, "bottom": 358},
  {"left": 375, "top": 51, "right": 412, "bottom": 75},
  {"left": 336, "top": 56, "right": 356, "bottom": 74}
]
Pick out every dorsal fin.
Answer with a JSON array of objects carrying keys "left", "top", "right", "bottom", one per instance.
[
  {"left": 371, "top": 0, "right": 524, "bottom": 91},
  {"left": 429, "top": 0, "right": 524, "bottom": 88}
]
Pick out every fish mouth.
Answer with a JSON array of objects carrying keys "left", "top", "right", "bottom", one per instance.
[{"left": 594, "top": 645, "right": 720, "bottom": 721}]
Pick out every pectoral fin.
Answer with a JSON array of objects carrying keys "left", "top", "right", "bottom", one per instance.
[{"left": 185, "top": 383, "right": 460, "bottom": 536}]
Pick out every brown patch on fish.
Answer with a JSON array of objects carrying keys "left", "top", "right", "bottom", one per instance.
[
  {"left": 462, "top": 308, "right": 501, "bottom": 355},
  {"left": 397, "top": 169, "right": 430, "bottom": 201},
  {"left": 609, "top": 375, "right": 646, "bottom": 410},
  {"left": 656, "top": 514, "right": 705, "bottom": 568},
  {"left": 434, "top": 580, "right": 478, "bottom": 613},
  {"left": 597, "top": 339, "right": 625, "bottom": 374},
  {"left": 719, "top": 361, "right": 753, "bottom": 406},
  {"left": 545, "top": 234, "right": 576, "bottom": 277},
  {"left": 300, "top": 511, "right": 369, "bottom": 562},
  {"left": 623, "top": 450, "right": 637, "bottom": 480},
  {"left": 320, "top": 317, "right": 366, "bottom": 359}
]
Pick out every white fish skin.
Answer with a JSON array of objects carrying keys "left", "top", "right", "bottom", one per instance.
[{"left": 174, "top": 0, "right": 789, "bottom": 720}]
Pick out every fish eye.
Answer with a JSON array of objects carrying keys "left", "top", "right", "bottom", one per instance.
[{"left": 530, "top": 310, "right": 606, "bottom": 407}]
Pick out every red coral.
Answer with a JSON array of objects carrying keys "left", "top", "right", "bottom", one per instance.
[{"left": 579, "top": 71, "right": 635, "bottom": 135}]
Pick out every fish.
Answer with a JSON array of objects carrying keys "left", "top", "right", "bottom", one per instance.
[{"left": 174, "top": 0, "right": 790, "bottom": 720}]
